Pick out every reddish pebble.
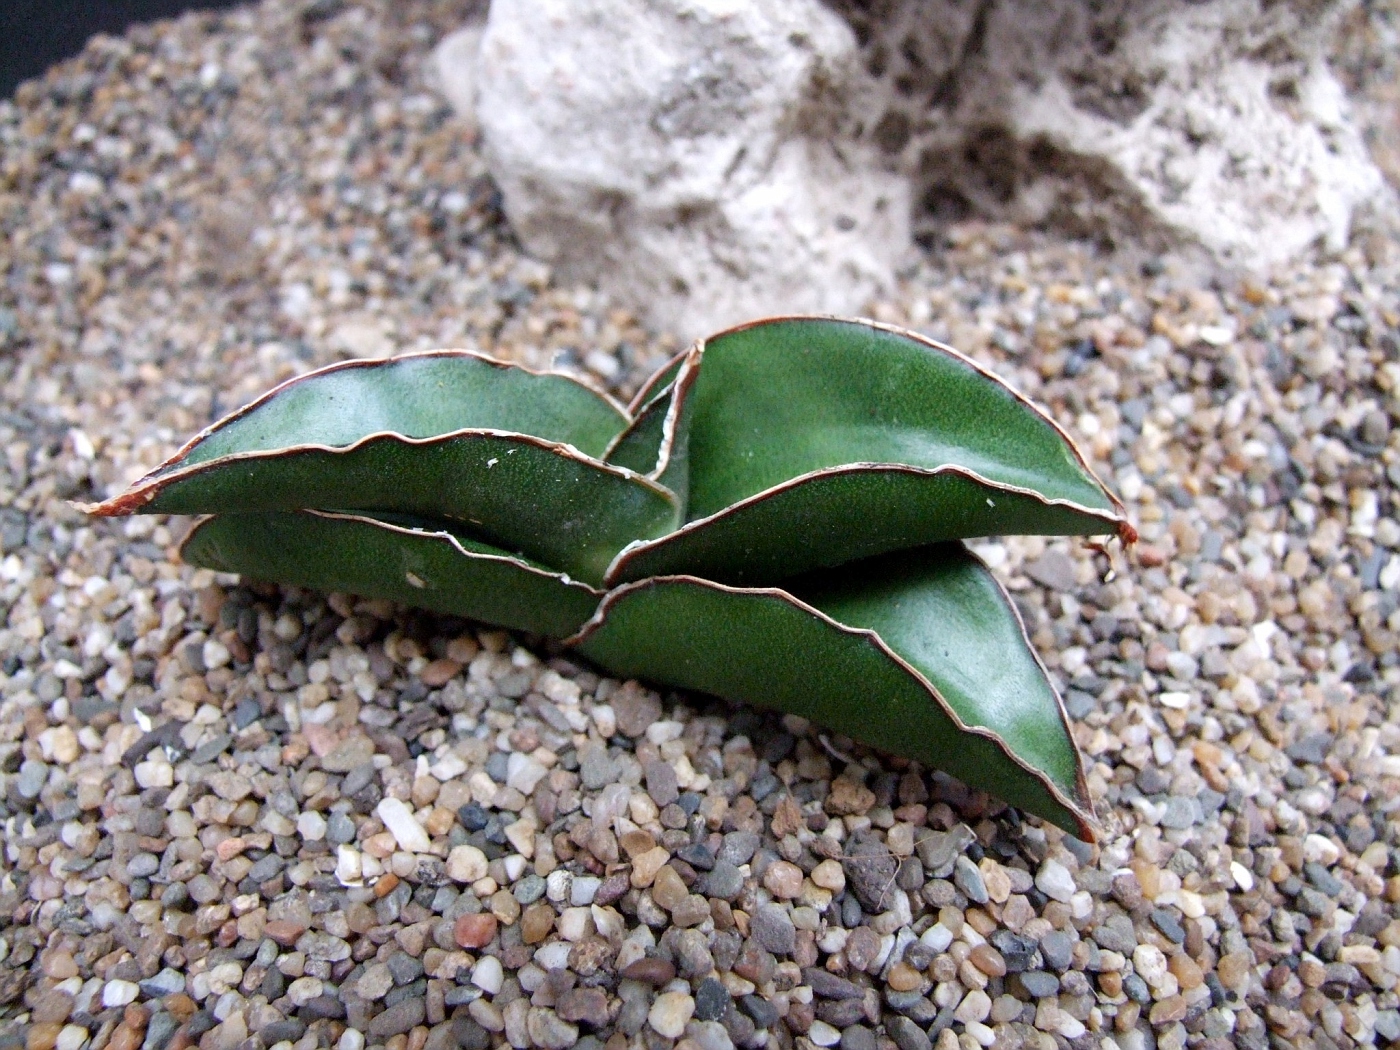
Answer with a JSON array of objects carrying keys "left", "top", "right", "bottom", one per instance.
[
  {"left": 620, "top": 957, "right": 676, "bottom": 985},
  {"left": 262, "top": 920, "right": 306, "bottom": 947},
  {"left": 214, "top": 837, "right": 247, "bottom": 861},
  {"left": 454, "top": 912, "right": 499, "bottom": 949}
]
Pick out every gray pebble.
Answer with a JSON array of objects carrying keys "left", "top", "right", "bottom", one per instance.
[
  {"left": 514, "top": 872, "right": 547, "bottom": 904},
  {"left": 126, "top": 852, "right": 160, "bottom": 878},
  {"left": 16, "top": 760, "right": 48, "bottom": 799},
  {"left": 885, "top": 1014, "right": 931, "bottom": 1050},
  {"left": 1039, "top": 931, "right": 1074, "bottom": 971},
  {"left": 698, "top": 861, "right": 744, "bottom": 901},
  {"left": 750, "top": 903, "right": 795, "bottom": 955},
  {"left": 1159, "top": 795, "right": 1201, "bottom": 829},
  {"left": 1149, "top": 908, "right": 1185, "bottom": 943},
  {"left": 1017, "top": 971, "right": 1059, "bottom": 998},
  {"left": 1092, "top": 913, "right": 1138, "bottom": 954},
  {"left": 369, "top": 999, "right": 425, "bottom": 1038},
  {"left": 142, "top": 1011, "right": 179, "bottom": 1050},
  {"left": 718, "top": 831, "right": 760, "bottom": 865},
  {"left": 952, "top": 855, "right": 987, "bottom": 904}
]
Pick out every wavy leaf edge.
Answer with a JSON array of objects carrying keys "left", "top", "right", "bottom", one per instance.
[
  {"left": 183, "top": 509, "right": 609, "bottom": 595},
  {"left": 84, "top": 426, "right": 680, "bottom": 518},
  {"left": 686, "top": 314, "right": 1136, "bottom": 539},
  {"left": 93, "top": 348, "right": 630, "bottom": 497},
  {"left": 604, "top": 459, "right": 1132, "bottom": 586},
  {"left": 565, "top": 560, "right": 1097, "bottom": 841}
]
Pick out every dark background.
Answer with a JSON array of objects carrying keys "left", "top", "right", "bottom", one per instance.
[{"left": 2, "top": 0, "right": 244, "bottom": 97}]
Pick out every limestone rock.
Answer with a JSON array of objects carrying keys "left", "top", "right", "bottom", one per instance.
[
  {"left": 455, "top": 0, "right": 910, "bottom": 336},
  {"left": 834, "top": 0, "right": 1388, "bottom": 266},
  {"left": 436, "top": 0, "right": 1390, "bottom": 301}
]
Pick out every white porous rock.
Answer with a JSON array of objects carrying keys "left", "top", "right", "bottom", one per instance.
[
  {"left": 454, "top": 0, "right": 909, "bottom": 336},
  {"left": 836, "top": 0, "right": 1389, "bottom": 268},
  {"left": 440, "top": 0, "right": 1390, "bottom": 290}
]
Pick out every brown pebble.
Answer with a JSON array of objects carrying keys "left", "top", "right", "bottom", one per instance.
[
  {"left": 763, "top": 860, "right": 804, "bottom": 899},
  {"left": 25, "top": 1022, "right": 62, "bottom": 1050},
  {"left": 1168, "top": 952, "right": 1203, "bottom": 990},
  {"left": 651, "top": 865, "right": 689, "bottom": 911},
  {"left": 41, "top": 951, "right": 77, "bottom": 980},
  {"left": 1217, "top": 951, "right": 1252, "bottom": 989},
  {"left": 165, "top": 994, "right": 198, "bottom": 1021},
  {"left": 263, "top": 920, "right": 307, "bottom": 946},
  {"left": 968, "top": 944, "right": 1006, "bottom": 978},
  {"left": 1098, "top": 971, "right": 1123, "bottom": 998},
  {"left": 375, "top": 873, "right": 401, "bottom": 898},
  {"left": 123, "top": 1004, "right": 150, "bottom": 1029},
  {"left": 419, "top": 658, "right": 462, "bottom": 687},
  {"left": 30, "top": 991, "right": 73, "bottom": 1025},
  {"left": 108, "top": 1022, "right": 144, "bottom": 1050},
  {"left": 1148, "top": 995, "right": 1188, "bottom": 1024},
  {"left": 521, "top": 903, "right": 555, "bottom": 945},
  {"left": 886, "top": 962, "right": 922, "bottom": 992},
  {"left": 620, "top": 957, "right": 676, "bottom": 985},
  {"left": 846, "top": 927, "right": 882, "bottom": 972},
  {"left": 454, "top": 913, "right": 499, "bottom": 949}
]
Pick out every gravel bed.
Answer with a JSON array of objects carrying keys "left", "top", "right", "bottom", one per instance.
[{"left": 1, "top": 3, "right": 1399, "bottom": 1050}]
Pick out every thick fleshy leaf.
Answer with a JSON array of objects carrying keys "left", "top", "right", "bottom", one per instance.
[
  {"left": 184, "top": 511, "right": 603, "bottom": 638},
  {"left": 607, "top": 317, "right": 1131, "bottom": 585},
  {"left": 93, "top": 432, "right": 677, "bottom": 586},
  {"left": 570, "top": 543, "right": 1092, "bottom": 837},
  {"left": 168, "top": 350, "right": 629, "bottom": 468}
]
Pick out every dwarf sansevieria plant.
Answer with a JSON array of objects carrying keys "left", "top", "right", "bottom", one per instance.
[{"left": 92, "top": 317, "right": 1133, "bottom": 837}]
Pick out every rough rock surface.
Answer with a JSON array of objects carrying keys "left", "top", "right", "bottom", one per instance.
[
  {"left": 438, "top": 0, "right": 1390, "bottom": 328},
  {"left": 832, "top": 0, "right": 1389, "bottom": 265},
  {"left": 464, "top": 0, "right": 910, "bottom": 336}
]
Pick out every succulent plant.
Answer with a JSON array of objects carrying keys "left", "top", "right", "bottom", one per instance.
[{"left": 91, "top": 317, "right": 1133, "bottom": 838}]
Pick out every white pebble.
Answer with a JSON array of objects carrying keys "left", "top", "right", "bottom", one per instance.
[
  {"left": 570, "top": 876, "right": 601, "bottom": 906},
  {"left": 648, "top": 991, "right": 695, "bottom": 1038},
  {"left": 557, "top": 907, "right": 594, "bottom": 941},
  {"left": 919, "top": 924, "right": 953, "bottom": 957},
  {"left": 1133, "top": 944, "right": 1169, "bottom": 987},
  {"left": 446, "top": 845, "right": 489, "bottom": 883},
  {"left": 376, "top": 797, "right": 431, "bottom": 853},
  {"left": 102, "top": 979, "right": 138, "bottom": 1008},
  {"left": 56, "top": 1026, "right": 89, "bottom": 1050},
  {"left": 339, "top": 1030, "right": 365, "bottom": 1050},
  {"left": 1303, "top": 833, "right": 1340, "bottom": 865},
  {"left": 472, "top": 955, "right": 504, "bottom": 995},
  {"left": 336, "top": 846, "right": 363, "bottom": 887},
  {"left": 287, "top": 976, "right": 323, "bottom": 1005},
  {"left": 202, "top": 638, "right": 231, "bottom": 669},
  {"left": 1229, "top": 862, "right": 1254, "bottom": 891},
  {"left": 1035, "top": 859, "right": 1076, "bottom": 903},
  {"left": 506, "top": 753, "right": 547, "bottom": 794},
  {"left": 134, "top": 760, "right": 173, "bottom": 789},
  {"left": 807, "top": 1021, "right": 841, "bottom": 1047},
  {"left": 297, "top": 811, "right": 327, "bottom": 841}
]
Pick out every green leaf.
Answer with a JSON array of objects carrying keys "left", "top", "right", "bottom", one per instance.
[
  {"left": 184, "top": 511, "right": 604, "bottom": 638},
  {"left": 608, "top": 467, "right": 1110, "bottom": 585},
  {"left": 93, "top": 432, "right": 678, "bottom": 587},
  {"left": 604, "top": 346, "right": 700, "bottom": 508},
  {"left": 169, "top": 350, "right": 630, "bottom": 466},
  {"left": 571, "top": 543, "right": 1093, "bottom": 837},
  {"left": 608, "top": 317, "right": 1131, "bottom": 584}
]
